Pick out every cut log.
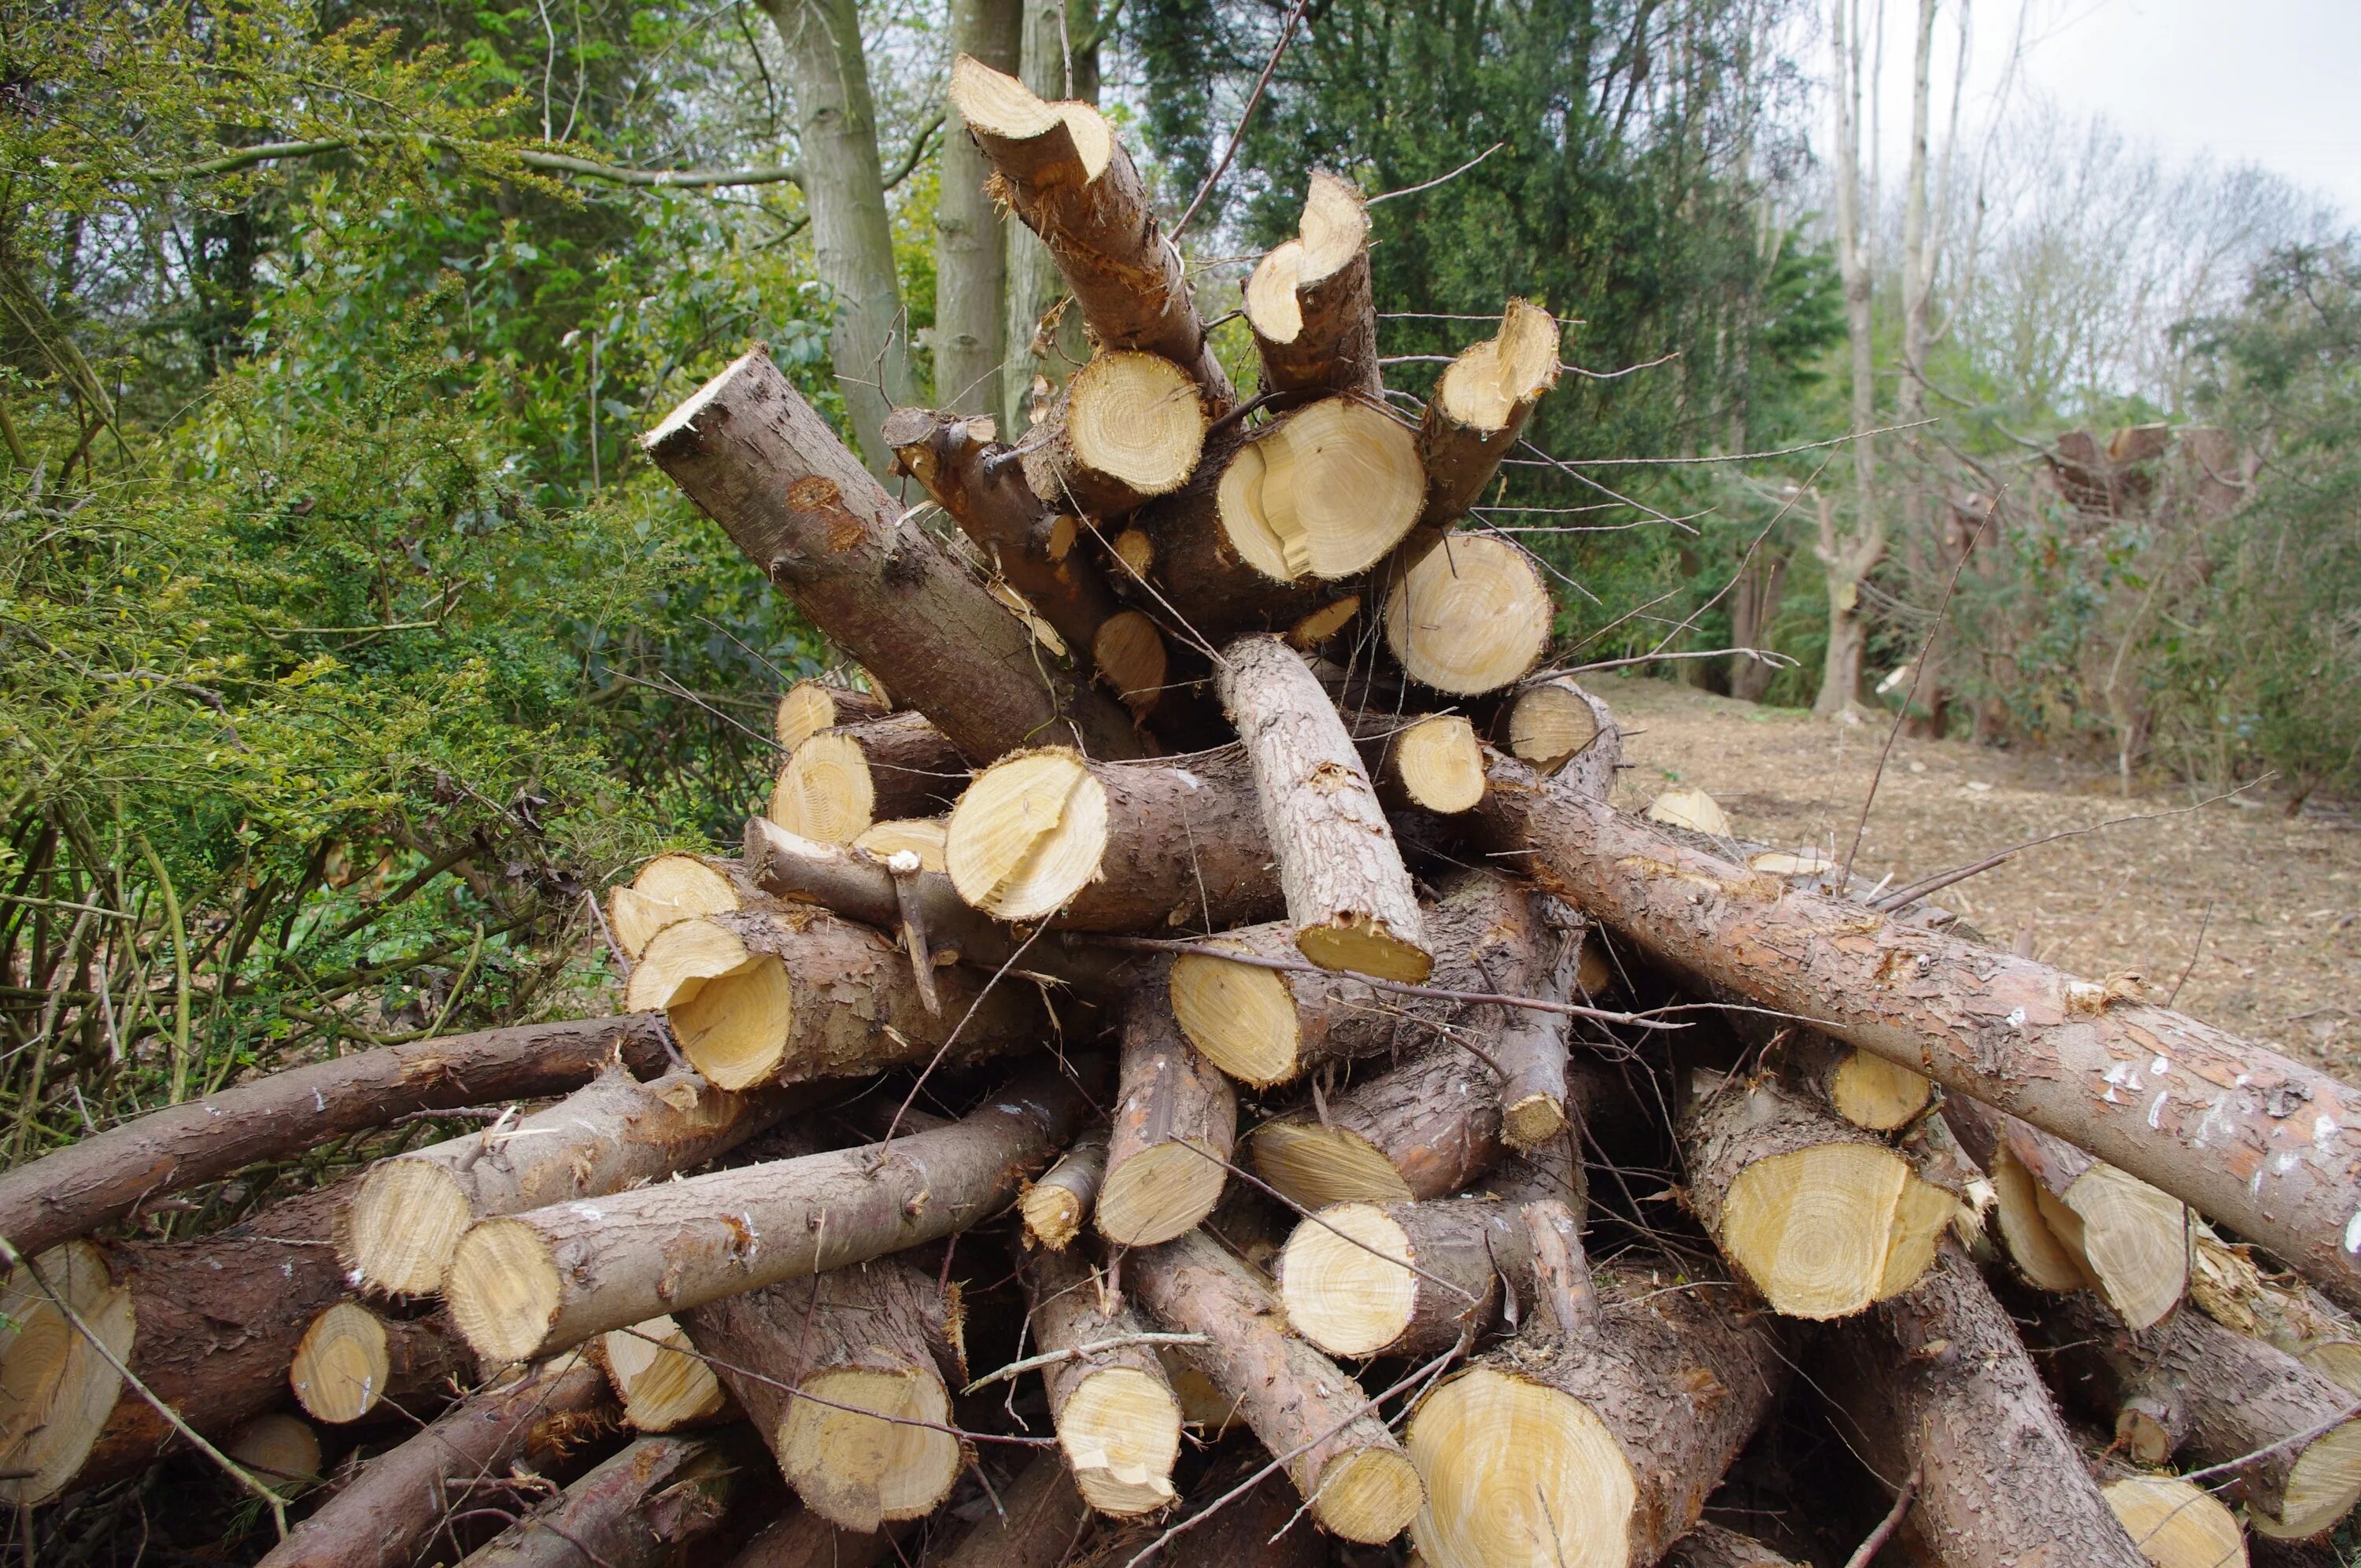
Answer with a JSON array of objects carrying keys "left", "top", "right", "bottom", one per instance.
[
  {"left": 1413, "top": 300, "right": 1560, "bottom": 529},
  {"left": 1022, "top": 1128, "right": 1109, "bottom": 1250},
  {"left": 854, "top": 817, "right": 948, "bottom": 871},
  {"left": 1406, "top": 1256, "right": 1785, "bottom": 1568},
  {"left": 1245, "top": 171, "right": 1379, "bottom": 398},
  {"left": 442, "top": 1062, "right": 1088, "bottom": 1363},
  {"left": 1251, "top": 1042, "right": 1504, "bottom": 1211},
  {"left": 1468, "top": 743, "right": 2361, "bottom": 1313},
  {"left": 1116, "top": 426, "right": 1342, "bottom": 647},
  {"left": 1347, "top": 711, "right": 1487, "bottom": 816},
  {"left": 1098, "top": 983, "right": 1237, "bottom": 1248},
  {"left": 947, "top": 57, "right": 1232, "bottom": 405},
  {"left": 1220, "top": 398, "right": 1428, "bottom": 583},
  {"left": 641, "top": 345, "right": 1141, "bottom": 763},
  {"left": 1784, "top": 1031, "right": 1932, "bottom": 1132},
  {"left": 1022, "top": 1246, "right": 1183, "bottom": 1515},
  {"left": 1129, "top": 1227, "right": 1424, "bottom": 1544},
  {"left": 288, "top": 1303, "right": 471, "bottom": 1424},
  {"left": 1218, "top": 633, "right": 1430, "bottom": 980},
  {"left": 933, "top": 1451, "right": 1092, "bottom": 1567},
  {"left": 2185, "top": 1230, "right": 2361, "bottom": 1396},
  {"left": 252, "top": 1352, "right": 612, "bottom": 1568},
  {"left": 1087, "top": 1449, "right": 1328, "bottom": 1567},
  {"left": 623, "top": 909, "right": 1044, "bottom": 1092},
  {"left": 1383, "top": 535, "right": 1553, "bottom": 695},
  {"left": 1662, "top": 1524, "right": 1807, "bottom": 1568},
  {"left": 1279, "top": 1194, "right": 1526, "bottom": 1360},
  {"left": 1818, "top": 1245, "right": 2149, "bottom": 1568},
  {"left": 776, "top": 680, "right": 891, "bottom": 751},
  {"left": 682, "top": 1259, "right": 963, "bottom": 1533},
  {"left": 725, "top": 1510, "right": 907, "bottom": 1568},
  {"left": 2103, "top": 1474, "right": 2249, "bottom": 1568},
  {"left": 1020, "top": 351, "right": 1208, "bottom": 516},
  {"left": 769, "top": 713, "right": 967, "bottom": 846},
  {"left": 611, "top": 852, "right": 750, "bottom": 959},
  {"left": 226, "top": 1413, "right": 320, "bottom": 1495},
  {"left": 600, "top": 1315, "right": 733, "bottom": 1430},
  {"left": 0, "top": 1013, "right": 667, "bottom": 1267},
  {"left": 459, "top": 1432, "right": 739, "bottom": 1568},
  {"left": 1504, "top": 676, "right": 1616, "bottom": 776},
  {"left": 342, "top": 1065, "right": 789, "bottom": 1297},
  {"left": 944, "top": 745, "right": 1280, "bottom": 930},
  {"left": 1491, "top": 897, "right": 1583, "bottom": 1147}
]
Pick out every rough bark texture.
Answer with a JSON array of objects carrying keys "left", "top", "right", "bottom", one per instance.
[
  {"left": 1411, "top": 301, "right": 1559, "bottom": 533},
  {"left": 934, "top": 1452, "right": 1092, "bottom": 1568},
  {"left": 1246, "top": 172, "right": 1379, "bottom": 398},
  {"left": 1022, "top": 1245, "right": 1183, "bottom": 1515},
  {"left": 1278, "top": 1194, "right": 1528, "bottom": 1359},
  {"left": 642, "top": 347, "right": 1140, "bottom": 763},
  {"left": 725, "top": 1510, "right": 907, "bottom": 1568},
  {"left": 1097, "top": 980, "right": 1236, "bottom": 1247},
  {"left": 1083, "top": 1452, "right": 1327, "bottom": 1567},
  {"left": 1492, "top": 897, "right": 1582, "bottom": 1147},
  {"left": 1470, "top": 745, "right": 2361, "bottom": 1312},
  {"left": 0, "top": 1014, "right": 667, "bottom": 1264},
  {"left": 1820, "top": 1246, "right": 2149, "bottom": 1568},
  {"left": 1252, "top": 1039, "right": 1506, "bottom": 1209},
  {"left": 1661, "top": 1524, "right": 1805, "bottom": 1568},
  {"left": 934, "top": 0, "right": 1019, "bottom": 419},
  {"left": 460, "top": 1432, "right": 739, "bottom": 1568}
]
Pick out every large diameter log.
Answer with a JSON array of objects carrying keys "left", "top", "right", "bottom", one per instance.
[
  {"left": 289, "top": 1303, "right": 472, "bottom": 1423},
  {"left": 1129, "top": 1228, "right": 1424, "bottom": 1544},
  {"left": 1117, "top": 426, "right": 1344, "bottom": 647},
  {"left": 641, "top": 345, "right": 1141, "bottom": 763},
  {"left": 253, "top": 1352, "right": 613, "bottom": 1568},
  {"left": 1245, "top": 171, "right": 1379, "bottom": 397},
  {"left": 1383, "top": 535, "right": 1553, "bottom": 695},
  {"left": 0, "top": 1014, "right": 667, "bottom": 1264},
  {"left": 599, "top": 1315, "right": 733, "bottom": 1430},
  {"left": 623, "top": 909, "right": 1044, "bottom": 1091},
  {"left": 1218, "top": 399, "right": 1428, "bottom": 583},
  {"left": 1470, "top": 745, "right": 2361, "bottom": 1312},
  {"left": 1820, "top": 1245, "right": 2150, "bottom": 1568},
  {"left": 1405, "top": 1258, "right": 1786, "bottom": 1568},
  {"left": 770, "top": 713, "right": 966, "bottom": 846},
  {"left": 944, "top": 745, "right": 1279, "bottom": 930},
  {"left": 2102, "top": 1474, "right": 2251, "bottom": 1568},
  {"left": 947, "top": 57, "right": 1232, "bottom": 405},
  {"left": 342, "top": 1065, "right": 790, "bottom": 1296},
  {"left": 1022, "top": 1128, "right": 1108, "bottom": 1250},
  {"left": 1098, "top": 983, "right": 1236, "bottom": 1247},
  {"left": 460, "top": 1432, "right": 740, "bottom": 1568},
  {"left": 1023, "top": 1246, "right": 1183, "bottom": 1515},
  {"left": 1414, "top": 300, "right": 1561, "bottom": 528},
  {"left": 1218, "top": 634, "right": 1429, "bottom": 980},
  {"left": 935, "top": 1451, "right": 1092, "bottom": 1567},
  {"left": 442, "top": 1063, "right": 1088, "bottom": 1363},
  {"left": 1021, "top": 350, "right": 1209, "bottom": 516}
]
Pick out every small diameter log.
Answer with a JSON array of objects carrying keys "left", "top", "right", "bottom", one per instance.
[
  {"left": 610, "top": 853, "right": 752, "bottom": 960},
  {"left": 777, "top": 680, "right": 890, "bottom": 751},
  {"left": 1279, "top": 1194, "right": 1525, "bottom": 1360},
  {"left": 1662, "top": 1524, "right": 1808, "bottom": 1568},
  {"left": 1347, "top": 711, "right": 1487, "bottom": 816},
  {"left": 1023, "top": 1246, "right": 1184, "bottom": 1515},
  {"left": 1218, "top": 633, "right": 1430, "bottom": 980},
  {"left": 460, "top": 1432, "right": 739, "bottom": 1568},
  {"left": 623, "top": 909, "right": 1044, "bottom": 1092},
  {"left": 1383, "top": 535, "right": 1553, "bottom": 696},
  {"left": 1819, "top": 1245, "right": 2150, "bottom": 1568},
  {"left": 600, "top": 1315, "right": 732, "bottom": 1430},
  {"left": 935, "top": 1452, "right": 1092, "bottom": 1567},
  {"left": 289, "top": 1303, "right": 472, "bottom": 1424},
  {"left": 1098, "top": 983, "right": 1237, "bottom": 1247},
  {"left": 948, "top": 57, "right": 1232, "bottom": 404},
  {"left": 682, "top": 1260, "right": 963, "bottom": 1533},
  {"left": 1492, "top": 898, "right": 1583, "bottom": 1148},
  {"left": 769, "top": 713, "right": 967, "bottom": 847},
  {"left": 1784, "top": 1031, "right": 1932, "bottom": 1132},
  {"left": 2103, "top": 1474, "right": 2250, "bottom": 1568},
  {"left": 342, "top": 1065, "right": 788, "bottom": 1296},
  {"left": 1504, "top": 676, "right": 1616, "bottom": 777},
  {"left": 1406, "top": 1257, "right": 1785, "bottom": 1568},
  {"left": 2035, "top": 1290, "right": 2361, "bottom": 1540},
  {"left": 642, "top": 345, "right": 1140, "bottom": 764},
  {"left": 726, "top": 1511, "right": 907, "bottom": 1568},
  {"left": 1468, "top": 745, "right": 2361, "bottom": 1314},
  {"left": 253, "top": 1352, "right": 612, "bottom": 1568},
  {"left": 226, "top": 1413, "right": 321, "bottom": 1495},
  {"left": 1679, "top": 1069, "right": 1953, "bottom": 1320},
  {"left": 443, "top": 1064, "right": 1088, "bottom": 1363},
  {"left": 1129, "top": 1227, "right": 1424, "bottom": 1544},
  {"left": 0, "top": 1014, "right": 667, "bottom": 1267},
  {"left": 854, "top": 817, "right": 947, "bottom": 871},
  {"left": 1251, "top": 1044, "right": 1504, "bottom": 1212},
  {"left": 1414, "top": 300, "right": 1561, "bottom": 529},
  {"left": 1245, "top": 171, "right": 1379, "bottom": 398},
  {"left": 1020, "top": 351, "right": 1209, "bottom": 516},
  {"left": 944, "top": 745, "right": 1280, "bottom": 931},
  {"left": 1022, "top": 1128, "right": 1109, "bottom": 1250}
]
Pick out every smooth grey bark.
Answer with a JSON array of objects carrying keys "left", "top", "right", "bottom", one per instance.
[
  {"left": 1000, "top": 0, "right": 1098, "bottom": 434},
  {"left": 1816, "top": 0, "right": 1884, "bottom": 719},
  {"left": 936, "top": 0, "right": 1020, "bottom": 415}
]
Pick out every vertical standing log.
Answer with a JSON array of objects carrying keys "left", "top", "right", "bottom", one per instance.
[
  {"left": 1097, "top": 981, "right": 1237, "bottom": 1247},
  {"left": 935, "top": 0, "right": 1020, "bottom": 419},
  {"left": 1411, "top": 300, "right": 1561, "bottom": 531},
  {"left": 1022, "top": 1247, "right": 1183, "bottom": 1515}
]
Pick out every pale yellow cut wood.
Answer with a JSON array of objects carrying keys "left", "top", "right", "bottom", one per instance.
[
  {"left": 1111, "top": 527, "right": 1155, "bottom": 578},
  {"left": 1645, "top": 788, "right": 1731, "bottom": 837},
  {"left": 1220, "top": 399, "right": 1426, "bottom": 582},
  {"left": 1022, "top": 351, "right": 1206, "bottom": 512},
  {"left": 1748, "top": 850, "right": 1834, "bottom": 878},
  {"left": 1432, "top": 300, "right": 1560, "bottom": 433},
  {"left": 1058, "top": 1365, "right": 1181, "bottom": 1515},
  {"left": 1020, "top": 1131, "right": 1107, "bottom": 1252},
  {"left": 944, "top": 750, "right": 1107, "bottom": 922},
  {"left": 988, "top": 581, "right": 1070, "bottom": 657},
  {"left": 1829, "top": 1050, "right": 1934, "bottom": 1131},
  {"left": 1507, "top": 680, "right": 1602, "bottom": 772},
  {"left": 1719, "top": 1142, "right": 1951, "bottom": 1319},
  {"left": 1387, "top": 715, "right": 1486, "bottom": 814},
  {"left": 771, "top": 732, "right": 877, "bottom": 844},
  {"left": 1288, "top": 596, "right": 1362, "bottom": 649},
  {"left": 1092, "top": 610, "right": 1169, "bottom": 714},
  {"left": 0, "top": 1241, "right": 134, "bottom": 1507},
  {"left": 1383, "top": 535, "right": 1551, "bottom": 695},
  {"left": 227, "top": 1412, "right": 320, "bottom": 1494},
  {"left": 1276, "top": 1203, "right": 1417, "bottom": 1358},
  {"left": 852, "top": 818, "right": 948, "bottom": 873},
  {"left": 1169, "top": 940, "right": 1301, "bottom": 1087},
  {"left": 2252, "top": 1417, "right": 2361, "bottom": 1539},
  {"left": 604, "top": 1315, "right": 730, "bottom": 1430},
  {"left": 948, "top": 54, "right": 1114, "bottom": 178},
  {"left": 1989, "top": 1140, "right": 2098, "bottom": 1293},
  {"left": 2103, "top": 1475, "right": 2247, "bottom": 1568},
  {"left": 778, "top": 1365, "right": 960, "bottom": 1527},
  {"left": 610, "top": 853, "right": 738, "bottom": 959},
  {"left": 1251, "top": 1117, "right": 1414, "bottom": 1210},
  {"left": 1409, "top": 1367, "right": 1635, "bottom": 1568},
  {"left": 288, "top": 1303, "right": 390, "bottom": 1423},
  {"left": 2040, "top": 1164, "right": 2192, "bottom": 1334},
  {"left": 623, "top": 921, "right": 793, "bottom": 1091},
  {"left": 1244, "top": 172, "right": 1370, "bottom": 347}
]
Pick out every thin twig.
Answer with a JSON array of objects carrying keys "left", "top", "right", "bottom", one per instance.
[
  {"left": 1365, "top": 142, "right": 1505, "bottom": 205},
  {"left": 962, "top": 1334, "right": 1210, "bottom": 1393},
  {"left": 2179, "top": 1396, "right": 2361, "bottom": 1485},
  {"left": 2166, "top": 901, "right": 2215, "bottom": 1008},
  {"left": 1842, "top": 1464, "right": 1921, "bottom": 1568},
  {"left": 1171, "top": 0, "right": 1312, "bottom": 239}
]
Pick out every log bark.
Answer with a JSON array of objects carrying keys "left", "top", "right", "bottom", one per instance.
[
  {"left": 641, "top": 346, "right": 1140, "bottom": 763},
  {"left": 442, "top": 1062, "right": 1089, "bottom": 1363},
  {"left": 770, "top": 713, "right": 968, "bottom": 847},
  {"left": 1470, "top": 743, "right": 2361, "bottom": 1313},
  {"left": 1502, "top": 675, "right": 1618, "bottom": 780},
  {"left": 1491, "top": 896, "right": 1582, "bottom": 1147},
  {"left": 1021, "top": 1127, "right": 1107, "bottom": 1250},
  {"left": 1244, "top": 171, "right": 1379, "bottom": 398},
  {"left": 252, "top": 1352, "right": 613, "bottom": 1568},
  {"left": 1406, "top": 1256, "right": 1785, "bottom": 1568},
  {"left": 934, "top": 0, "right": 1019, "bottom": 420},
  {"left": 288, "top": 1303, "right": 473, "bottom": 1424},
  {"left": 1097, "top": 980, "right": 1236, "bottom": 1247},
  {"left": 459, "top": 1432, "right": 740, "bottom": 1568},
  {"left": 1118, "top": 424, "right": 1343, "bottom": 647},
  {"left": 1129, "top": 1227, "right": 1424, "bottom": 1544},
  {"left": 725, "top": 1509, "right": 907, "bottom": 1568},
  {"left": 1251, "top": 1041, "right": 1505, "bottom": 1212},
  {"left": 1817, "top": 1245, "right": 2149, "bottom": 1568},
  {"left": 776, "top": 681, "right": 892, "bottom": 752},
  {"left": 598, "top": 1315, "right": 733, "bottom": 1431},
  {"left": 1412, "top": 300, "right": 1560, "bottom": 531},
  {"left": 1082, "top": 1451, "right": 1327, "bottom": 1566},
  {"left": 0, "top": 1014, "right": 667, "bottom": 1264},
  {"left": 1662, "top": 1524, "right": 1807, "bottom": 1568},
  {"left": 1218, "top": 633, "right": 1429, "bottom": 981},
  {"left": 1022, "top": 1245, "right": 1182, "bottom": 1515},
  {"left": 935, "top": 1452, "right": 1091, "bottom": 1567}
]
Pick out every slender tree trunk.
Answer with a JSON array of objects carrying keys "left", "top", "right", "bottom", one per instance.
[
  {"left": 936, "top": 0, "right": 1019, "bottom": 415},
  {"left": 1897, "top": 0, "right": 1944, "bottom": 737},
  {"left": 1818, "top": 0, "right": 1884, "bottom": 720},
  {"left": 1001, "top": 0, "right": 1097, "bottom": 434}
]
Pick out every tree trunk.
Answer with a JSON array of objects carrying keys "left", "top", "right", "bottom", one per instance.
[
  {"left": 1244, "top": 172, "right": 1380, "bottom": 398},
  {"left": 1503, "top": 676, "right": 1618, "bottom": 779},
  {"left": 1823, "top": 0, "right": 1882, "bottom": 722},
  {"left": 1780, "top": 1030, "right": 1931, "bottom": 1131},
  {"left": 288, "top": 1303, "right": 474, "bottom": 1425},
  {"left": 770, "top": 711, "right": 970, "bottom": 846},
  {"left": 1021, "top": 1127, "right": 1107, "bottom": 1249},
  {"left": 1727, "top": 551, "right": 1788, "bottom": 703},
  {"left": 458, "top": 1433, "right": 741, "bottom": 1568},
  {"left": 1493, "top": 898, "right": 1583, "bottom": 1147},
  {"left": 1410, "top": 299, "right": 1562, "bottom": 533},
  {"left": 1098, "top": 980, "right": 1236, "bottom": 1247},
  {"left": 1019, "top": 350, "right": 1210, "bottom": 516},
  {"left": 1022, "top": 1245, "right": 1183, "bottom": 1515},
  {"left": 933, "top": 1451, "right": 1092, "bottom": 1566},
  {"left": 610, "top": 853, "right": 770, "bottom": 959},
  {"left": 642, "top": 348, "right": 1143, "bottom": 763},
  {"left": 936, "top": 0, "right": 1020, "bottom": 418}
]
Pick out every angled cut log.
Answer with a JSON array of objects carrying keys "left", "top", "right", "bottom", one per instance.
[
  {"left": 610, "top": 852, "right": 759, "bottom": 959},
  {"left": 598, "top": 1315, "right": 733, "bottom": 1430},
  {"left": 458, "top": 1432, "right": 740, "bottom": 1568},
  {"left": 1251, "top": 1042, "right": 1505, "bottom": 1212},
  {"left": 769, "top": 712, "right": 966, "bottom": 846},
  {"left": 1411, "top": 300, "right": 1561, "bottom": 533},
  {"left": 1022, "top": 1246, "right": 1183, "bottom": 1515},
  {"left": 1245, "top": 171, "right": 1379, "bottom": 398},
  {"left": 1783, "top": 1030, "right": 1933, "bottom": 1132},
  {"left": 288, "top": 1303, "right": 472, "bottom": 1424},
  {"left": 1097, "top": 981, "right": 1236, "bottom": 1247},
  {"left": 1503, "top": 675, "right": 1614, "bottom": 776}
]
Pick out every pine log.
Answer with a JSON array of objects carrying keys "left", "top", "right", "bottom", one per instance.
[
  {"left": 641, "top": 345, "right": 1140, "bottom": 762},
  {"left": 1219, "top": 633, "right": 1430, "bottom": 980},
  {"left": 852, "top": 817, "right": 948, "bottom": 870},
  {"left": 2102, "top": 1474, "right": 2250, "bottom": 1568},
  {"left": 1383, "top": 535, "right": 1554, "bottom": 695},
  {"left": 1129, "top": 1227, "right": 1424, "bottom": 1544},
  {"left": 342, "top": 1065, "right": 791, "bottom": 1297},
  {"left": 459, "top": 1432, "right": 740, "bottom": 1568},
  {"left": 252, "top": 1352, "right": 612, "bottom": 1568},
  {"left": 599, "top": 1315, "right": 733, "bottom": 1430},
  {"left": 289, "top": 1303, "right": 473, "bottom": 1424},
  {"left": 1251, "top": 1042, "right": 1505, "bottom": 1212},
  {"left": 623, "top": 909, "right": 1045, "bottom": 1092},
  {"left": 776, "top": 680, "right": 892, "bottom": 751},
  {"left": 1469, "top": 743, "right": 2361, "bottom": 1312},
  {"left": 1020, "top": 350, "right": 1209, "bottom": 516},
  {"left": 1117, "top": 424, "right": 1344, "bottom": 647},
  {"left": 2185, "top": 1230, "right": 2361, "bottom": 1395},
  {"left": 1021, "top": 1128, "right": 1108, "bottom": 1250},
  {"left": 1245, "top": 172, "right": 1380, "bottom": 398},
  {"left": 0, "top": 1014, "right": 667, "bottom": 1266},
  {"left": 946, "top": 57, "right": 1232, "bottom": 405},
  {"left": 1098, "top": 982, "right": 1236, "bottom": 1247},
  {"left": 1491, "top": 896, "right": 1583, "bottom": 1146},
  {"left": 933, "top": 1451, "right": 1092, "bottom": 1567},
  {"left": 611, "top": 852, "right": 759, "bottom": 959},
  {"left": 1818, "top": 1245, "right": 2149, "bottom": 1568},
  {"left": 725, "top": 1509, "right": 907, "bottom": 1568},
  {"left": 1661, "top": 1524, "right": 1808, "bottom": 1568},
  {"left": 225, "top": 1412, "right": 322, "bottom": 1495},
  {"left": 770, "top": 713, "right": 967, "bottom": 847},
  {"left": 1081, "top": 1450, "right": 1327, "bottom": 1567},
  {"left": 1022, "top": 1246, "right": 1183, "bottom": 1515},
  {"left": 1413, "top": 300, "right": 1561, "bottom": 530},
  {"left": 1503, "top": 674, "right": 1617, "bottom": 778},
  {"left": 1217, "top": 398, "right": 1428, "bottom": 584},
  {"left": 1406, "top": 1256, "right": 1785, "bottom": 1568},
  {"left": 442, "top": 1063, "right": 1089, "bottom": 1363},
  {"left": 682, "top": 1259, "right": 963, "bottom": 1532},
  {"left": 1783, "top": 1030, "right": 1933, "bottom": 1131},
  {"left": 1345, "top": 711, "right": 1488, "bottom": 816}
]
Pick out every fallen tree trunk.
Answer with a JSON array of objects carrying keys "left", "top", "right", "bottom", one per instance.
[
  {"left": 935, "top": 1452, "right": 1092, "bottom": 1568},
  {"left": 1022, "top": 1245, "right": 1183, "bottom": 1515},
  {"left": 598, "top": 1315, "right": 733, "bottom": 1430},
  {"left": 1097, "top": 981, "right": 1236, "bottom": 1247},
  {"left": 442, "top": 1062, "right": 1089, "bottom": 1363},
  {"left": 1021, "top": 1127, "right": 1107, "bottom": 1250},
  {"left": 459, "top": 1432, "right": 741, "bottom": 1568},
  {"left": 1345, "top": 711, "right": 1487, "bottom": 817},
  {"left": 769, "top": 713, "right": 967, "bottom": 847},
  {"left": 641, "top": 345, "right": 1141, "bottom": 763},
  {"left": 1245, "top": 172, "right": 1379, "bottom": 398},
  {"left": 1129, "top": 1227, "right": 1424, "bottom": 1544},
  {"left": 0, "top": 1014, "right": 668, "bottom": 1264},
  {"left": 288, "top": 1303, "right": 473, "bottom": 1424}
]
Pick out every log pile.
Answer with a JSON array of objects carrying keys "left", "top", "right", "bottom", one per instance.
[{"left": 9, "top": 59, "right": 2361, "bottom": 1568}]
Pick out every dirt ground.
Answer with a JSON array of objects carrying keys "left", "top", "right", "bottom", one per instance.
[{"left": 1591, "top": 673, "right": 2361, "bottom": 1078}]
